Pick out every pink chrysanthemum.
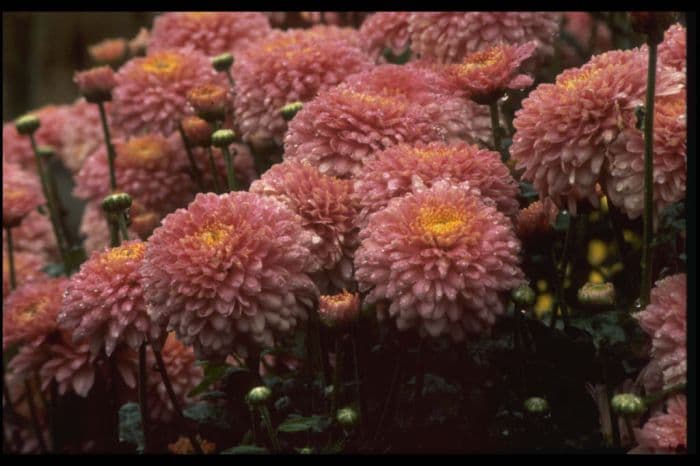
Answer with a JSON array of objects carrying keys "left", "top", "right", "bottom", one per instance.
[
  {"left": 89, "top": 38, "right": 128, "bottom": 65},
  {"left": 3, "top": 161, "right": 45, "bottom": 228},
  {"left": 148, "top": 12, "right": 271, "bottom": 57},
  {"left": 284, "top": 84, "right": 450, "bottom": 179},
  {"left": 58, "top": 99, "right": 114, "bottom": 173},
  {"left": 59, "top": 240, "right": 156, "bottom": 357},
  {"left": 318, "top": 290, "right": 360, "bottom": 328},
  {"left": 359, "top": 12, "right": 412, "bottom": 60},
  {"left": 147, "top": 333, "right": 203, "bottom": 423},
  {"left": 658, "top": 24, "right": 686, "bottom": 72},
  {"left": 511, "top": 47, "right": 685, "bottom": 214},
  {"left": 3, "top": 277, "right": 67, "bottom": 349},
  {"left": 632, "top": 395, "right": 686, "bottom": 454},
  {"left": 515, "top": 198, "right": 559, "bottom": 240},
  {"left": 354, "top": 180, "right": 524, "bottom": 340},
  {"left": 250, "top": 160, "right": 360, "bottom": 290},
  {"left": 3, "top": 210, "right": 58, "bottom": 262},
  {"left": 442, "top": 41, "right": 537, "bottom": 103},
  {"left": 233, "top": 27, "right": 373, "bottom": 145},
  {"left": 605, "top": 89, "right": 686, "bottom": 221},
  {"left": 635, "top": 273, "right": 686, "bottom": 392},
  {"left": 2, "top": 106, "right": 68, "bottom": 169},
  {"left": 408, "top": 12, "right": 562, "bottom": 64},
  {"left": 3, "top": 250, "right": 47, "bottom": 300},
  {"left": 354, "top": 141, "right": 519, "bottom": 226},
  {"left": 141, "top": 192, "right": 317, "bottom": 359},
  {"left": 74, "top": 134, "right": 195, "bottom": 216},
  {"left": 111, "top": 48, "right": 227, "bottom": 136},
  {"left": 74, "top": 66, "right": 118, "bottom": 103}
]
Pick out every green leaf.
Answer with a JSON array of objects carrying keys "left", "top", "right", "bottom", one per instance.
[
  {"left": 383, "top": 46, "right": 412, "bottom": 64},
  {"left": 64, "top": 246, "right": 87, "bottom": 274},
  {"left": 518, "top": 181, "right": 539, "bottom": 201},
  {"left": 118, "top": 402, "right": 144, "bottom": 453},
  {"left": 569, "top": 311, "right": 627, "bottom": 349},
  {"left": 553, "top": 211, "right": 571, "bottom": 232},
  {"left": 277, "top": 414, "right": 331, "bottom": 433},
  {"left": 42, "top": 263, "right": 65, "bottom": 277},
  {"left": 183, "top": 401, "right": 230, "bottom": 429},
  {"left": 220, "top": 445, "right": 269, "bottom": 455},
  {"left": 188, "top": 362, "right": 248, "bottom": 397}
]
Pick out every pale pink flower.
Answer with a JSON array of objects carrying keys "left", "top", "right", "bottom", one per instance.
[
  {"left": 3, "top": 250, "right": 47, "bottom": 300},
  {"left": 3, "top": 210, "right": 59, "bottom": 263},
  {"left": 631, "top": 395, "right": 686, "bottom": 454},
  {"left": 359, "top": 12, "right": 412, "bottom": 60},
  {"left": 74, "top": 66, "right": 117, "bottom": 103},
  {"left": 58, "top": 99, "right": 113, "bottom": 173},
  {"left": 3, "top": 161, "right": 45, "bottom": 228},
  {"left": 658, "top": 23, "right": 686, "bottom": 72},
  {"left": 354, "top": 180, "right": 524, "bottom": 341}
]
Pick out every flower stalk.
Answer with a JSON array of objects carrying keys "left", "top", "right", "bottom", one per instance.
[
  {"left": 489, "top": 101, "right": 505, "bottom": 161},
  {"left": 137, "top": 342, "right": 150, "bottom": 453},
  {"left": 177, "top": 122, "right": 205, "bottom": 191},
  {"left": 24, "top": 380, "right": 48, "bottom": 453},
  {"left": 97, "top": 102, "right": 118, "bottom": 191}
]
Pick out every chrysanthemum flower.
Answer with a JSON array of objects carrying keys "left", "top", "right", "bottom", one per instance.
[
  {"left": 59, "top": 240, "right": 156, "bottom": 357},
  {"left": 3, "top": 106, "right": 68, "bottom": 169},
  {"left": 168, "top": 435, "right": 217, "bottom": 455},
  {"left": 147, "top": 333, "right": 203, "bottom": 423},
  {"left": 658, "top": 24, "right": 686, "bottom": 72},
  {"left": 511, "top": 47, "right": 685, "bottom": 214},
  {"left": 148, "top": 12, "right": 271, "bottom": 57},
  {"left": 318, "top": 290, "right": 360, "bottom": 328},
  {"left": 3, "top": 277, "right": 67, "bottom": 349},
  {"left": 284, "top": 84, "right": 450, "bottom": 179},
  {"left": 141, "top": 192, "right": 317, "bottom": 359},
  {"left": 605, "top": 89, "right": 686, "bottom": 221},
  {"left": 632, "top": 395, "right": 686, "bottom": 454},
  {"left": 74, "top": 66, "right": 117, "bottom": 104},
  {"left": 441, "top": 41, "right": 537, "bottom": 103},
  {"left": 233, "top": 27, "right": 373, "bottom": 145},
  {"left": 88, "top": 38, "right": 128, "bottom": 65},
  {"left": 111, "top": 48, "right": 227, "bottom": 136},
  {"left": 3, "top": 161, "right": 45, "bottom": 228},
  {"left": 74, "top": 134, "right": 195, "bottom": 216},
  {"left": 56, "top": 99, "right": 111, "bottom": 173},
  {"left": 3, "top": 250, "right": 47, "bottom": 299},
  {"left": 129, "top": 28, "right": 150, "bottom": 56},
  {"left": 250, "top": 160, "right": 360, "bottom": 289},
  {"left": 635, "top": 273, "right": 686, "bottom": 392},
  {"left": 359, "top": 12, "right": 412, "bottom": 60},
  {"left": 354, "top": 142, "right": 519, "bottom": 226},
  {"left": 408, "top": 12, "right": 562, "bottom": 64},
  {"left": 515, "top": 199, "right": 559, "bottom": 240},
  {"left": 354, "top": 180, "right": 524, "bottom": 340},
  {"left": 3, "top": 210, "right": 59, "bottom": 263}
]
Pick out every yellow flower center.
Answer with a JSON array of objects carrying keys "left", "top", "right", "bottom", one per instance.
[
  {"left": 141, "top": 52, "right": 182, "bottom": 76},
  {"left": 416, "top": 204, "right": 467, "bottom": 237},
  {"left": 656, "top": 93, "right": 685, "bottom": 119},
  {"left": 458, "top": 47, "right": 505, "bottom": 75},
  {"left": 101, "top": 242, "right": 146, "bottom": 267},
  {"left": 17, "top": 297, "right": 49, "bottom": 323},
  {"left": 118, "top": 136, "right": 169, "bottom": 166},
  {"left": 3, "top": 187, "right": 29, "bottom": 202},
  {"left": 411, "top": 146, "right": 453, "bottom": 159},
  {"left": 341, "top": 89, "right": 406, "bottom": 111},
  {"left": 186, "top": 12, "right": 213, "bottom": 19},
  {"left": 191, "top": 222, "right": 233, "bottom": 249},
  {"left": 558, "top": 67, "right": 601, "bottom": 91},
  {"left": 321, "top": 290, "right": 355, "bottom": 306}
]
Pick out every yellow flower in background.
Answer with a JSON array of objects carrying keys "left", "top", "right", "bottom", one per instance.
[
  {"left": 536, "top": 279, "right": 548, "bottom": 292},
  {"left": 599, "top": 195, "right": 609, "bottom": 214},
  {"left": 534, "top": 292, "right": 554, "bottom": 318},
  {"left": 588, "top": 239, "right": 608, "bottom": 266},
  {"left": 589, "top": 270, "right": 605, "bottom": 284},
  {"left": 624, "top": 229, "right": 642, "bottom": 250}
]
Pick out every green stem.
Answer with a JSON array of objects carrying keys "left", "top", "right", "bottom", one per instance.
[
  {"left": 350, "top": 330, "right": 364, "bottom": 439},
  {"left": 330, "top": 336, "right": 343, "bottom": 419},
  {"left": 147, "top": 336, "right": 204, "bottom": 454},
  {"left": 29, "top": 135, "right": 68, "bottom": 264},
  {"left": 24, "top": 380, "right": 48, "bottom": 453},
  {"left": 489, "top": 101, "right": 505, "bottom": 161},
  {"left": 177, "top": 122, "right": 205, "bottom": 191},
  {"left": 207, "top": 147, "right": 222, "bottom": 194},
  {"left": 259, "top": 406, "right": 281, "bottom": 452},
  {"left": 106, "top": 215, "right": 120, "bottom": 248},
  {"left": 639, "top": 41, "right": 658, "bottom": 308},
  {"left": 249, "top": 405, "right": 259, "bottom": 446},
  {"left": 225, "top": 71, "right": 235, "bottom": 89},
  {"left": 373, "top": 351, "right": 401, "bottom": 442},
  {"left": 5, "top": 227, "right": 17, "bottom": 290},
  {"left": 138, "top": 342, "right": 150, "bottom": 453},
  {"left": 550, "top": 216, "right": 574, "bottom": 328},
  {"left": 643, "top": 382, "right": 686, "bottom": 405},
  {"left": 97, "top": 102, "right": 117, "bottom": 191},
  {"left": 117, "top": 213, "right": 130, "bottom": 242},
  {"left": 221, "top": 145, "right": 239, "bottom": 191}
]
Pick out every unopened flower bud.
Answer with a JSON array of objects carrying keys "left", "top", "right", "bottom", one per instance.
[
  {"left": 187, "top": 84, "right": 228, "bottom": 122},
  {"left": 280, "top": 101, "right": 303, "bottom": 121},
  {"left": 88, "top": 38, "right": 128, "bottom": 66},
  {"left": 336, "top": 406, "right": 359, "bottom": 428},
  {"left": 577, "top": 282, "right": 615, "bottom": 306},
  {"left": 74, "top": 66, "right": 117, "bottom": 103},
  {"left": 101, "top": 192, "right": 133, "bottom": 214},
  {"left": 511, "top": 284, "right": 536, "bottom": 307},
  {"left": 298, "top": 447, "right": 313, "bottom": 454},
  {"left": 516, "top": 199, "right": 558, "bottom": 240},
  {"left": 318, "top": 290, "right": 360, "bottom": 329},
  {"left": 14, "top": 114, "right": 40, "bottom": 135},
  {"left": 36, "top": 145, "right": 56, "bottom": 159},
  {"left": 611, "top": 393, "right": 646, "bottom": 416},
  {"left": 181, "top": 116, "right": 213, "bottom": 147},
  {"left": 128, "top": 28, "right": 150, "bottom": 57},
  {"left": 247, "top": 385, "right": 272, "bottom": 406},
  {"left": 211, "top": 129, "right": 236, "bottom": 148},
  {"left": 524, "top": 397, "right": 550, "bottom": 414},
  {"left": 630, "top": 12, "right": 677, "bottom": 44},
  {"left": 212, "top": 52, "right": 234, "bottom": 72}
]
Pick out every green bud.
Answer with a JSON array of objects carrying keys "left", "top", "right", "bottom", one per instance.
[
  {"left": 298, "top": 447, "right": 313, "bottom": 455},
  {"left": 511, "top": 284, "right": 536, "bottom": 307},
  {"left": 211, "top": 129, "right": 236, "bottom": 148},
  {"left": 336, "top": 406, "right": 359, "bottom": 428},
  {"left": 611, "top": 393, "right": 646, "bottom": 416},
  {"left": 523, "top": 397, "right": 550, "bottom": 414},
  {"left": 101, "top": 192, "right": 133, "bottom": 214},
  {"left": 246, "top": 385, "right": 272, "bottom": 406},
  {"left": 280, "top": 101, "right": 303, "bottom": 122},
  {"left": 578, "top": 282, "right": 615, "bottom": 306},
  {"left": 15, "top": 114, "right": 40, "bottom": 135},
  {"left": 212, "top": 52, "right": 234, "bottom": 72}
]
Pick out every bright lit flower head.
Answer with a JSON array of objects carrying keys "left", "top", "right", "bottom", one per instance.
[{"left": 632, "top": 395, "right": 686, "bottom": 453}]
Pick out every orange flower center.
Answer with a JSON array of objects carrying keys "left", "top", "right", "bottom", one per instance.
[
  {"left": 458, "top": 47, "right": 505, "bottom": 75},
  {"left": 412, "top": 146, "right": 453, "bottom": 159},
  {"left": 321, "top": 290, "right": 355, "bottom": 306},
  {"left": 416, "top": 204, "right": 467, "bottom": 237},
  {"left": 656, "top": 93, "right": 685, "bottom": 119},
  {"left": 341, "top": 89, "right": 407, "bottom": 111},
  {"left": 141, "top": 52, "right": 182, "bottom": 76},
  {"left": 101, "top": 242, "right": 146, "bottom": 267},
  {"left": 558, "top": 67, "right": 601, "bottom": 91},
  {"left": 185, "top": 12, "right": 214, "bottom": 19},
  {"left": 191, "top": 222, "right": 233, "bottom": 249},
  {"left": 3, "top": 187, "right": 30, "bottom": 202},
  {"left": 117, "top": 136, "right": 169, "bottom": 166},
  {"left": 17, "top": 297, "right": 49, "bottom": 323}
]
